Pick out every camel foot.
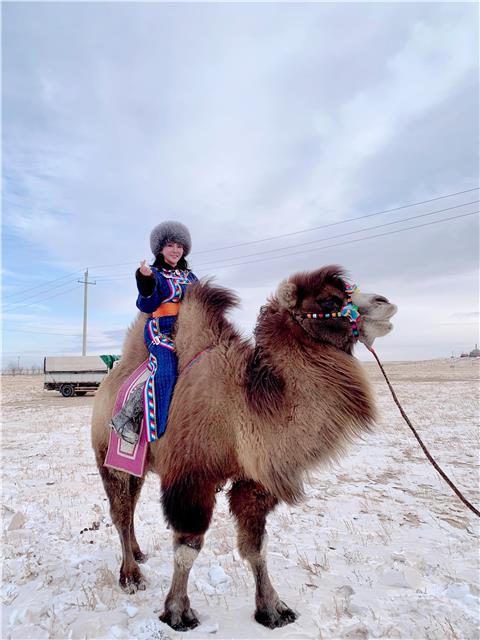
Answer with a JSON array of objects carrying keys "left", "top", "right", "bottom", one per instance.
[
  {"left": 133, "top": 549, "right": 148, "bottom": 564},
  {"left": 159, "top": 607, "right": 200, "bottom": 632},
  {"left": 255, "top": 601, "right": 298, "bottom": 629},
  {"left": 119, "top": 566, "right": 147, "bottom": 594}
]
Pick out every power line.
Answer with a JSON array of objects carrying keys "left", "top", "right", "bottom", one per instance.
[
  {"left": 4, "top": 282, "right": 80, "bottom": 308},
  {"left": 4, "top": 187, "right": 476, "bottom": 296},
  {"left": 3, "top": 278, "right": 78, "bottom": 306},
  {"left": 4, "top": 284, "right": 83, "bottom": 310},
  {"left": 3, "top": 269, "right": 83, "bottom": 300},
  {"left": 2, "top": 351, "right": 52, "bottom": 355},
  {"left": 3, "top": 328, "right": 82, "bottom": 337},
  {"left": 192, "top": 187, "right": 480, "bottom": 254},
  {"left": 3, "top": 212, "right": 476, "bottom": 345},
  {"left": 205, "top": 210, "right": 479, "bottom": 271},
  {"left": 193, "top": 200, "right": 478, "bottom": 268},
  {"left": 86, "top": 186, "right": 480, "bottom": 271},
  {"left": 91, "top": 204, "right": 479, "bottom": 281}
]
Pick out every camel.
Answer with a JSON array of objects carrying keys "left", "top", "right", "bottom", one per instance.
[{"left": 91, "top": 265, "right": 397, "bottom": 631}]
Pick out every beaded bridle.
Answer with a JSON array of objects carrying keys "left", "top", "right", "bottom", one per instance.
[{"left": 295, "top": 282, "right": 361, "bottom": 338}]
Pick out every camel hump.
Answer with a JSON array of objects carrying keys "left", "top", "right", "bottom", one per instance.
[
  {"left": 244, "top": 345, "right": 285, "bottom": 417},
  {"left": 186, "top": 278, "right": 240, "bottom": 316},
  {"left": 175, "top": 279, "right": 241, "bottom": 368}
]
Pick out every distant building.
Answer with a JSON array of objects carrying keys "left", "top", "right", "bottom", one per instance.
[{"left": 469, "top": 344, "right": 480, "bottom": 358}]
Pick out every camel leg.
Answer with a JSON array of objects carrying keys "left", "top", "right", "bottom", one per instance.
[
  {"left": 160, "top": 476, "right": 217, "bottom": 631},
  {"left": 228, "top": 480, "right": 298, "bottom": 629},
  {"left": 97, "top": 462, "right": 146, "bottom": 593},
  {"left": 129, "top": 474, "right": 147, "bottom": 563},
  {"left": 159, "top": 532, "right": 204, "bottom": 631}
]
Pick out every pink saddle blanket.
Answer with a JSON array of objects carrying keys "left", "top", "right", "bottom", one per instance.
[
  {"left": 103, "top": 346, "right": 213, "bottom": 477},
  {"left": 104, "top": 360, "right": 149, "bottom": 477}
]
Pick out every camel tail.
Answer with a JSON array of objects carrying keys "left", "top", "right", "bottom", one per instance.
[{"left": 174, "top": 279, "right": 241, "bottom": 369}]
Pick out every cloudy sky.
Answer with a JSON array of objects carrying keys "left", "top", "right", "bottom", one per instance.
[{"left": 2, "top": 2, "right": 479, "bottom": 369}]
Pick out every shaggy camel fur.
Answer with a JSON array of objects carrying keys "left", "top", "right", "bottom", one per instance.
[{"left": 91, "top": 265, "right": 397, "bottom": 631}]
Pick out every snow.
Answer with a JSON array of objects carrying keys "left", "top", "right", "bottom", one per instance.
[{"left": 1, "top": 358, "right": 479, "bottom": 639}]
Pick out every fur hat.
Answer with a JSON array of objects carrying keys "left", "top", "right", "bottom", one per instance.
[{"left": 149, "top": 220, "right": 192, "bottom": 257}]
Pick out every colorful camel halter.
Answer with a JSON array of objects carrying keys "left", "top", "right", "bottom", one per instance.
[{"left": 298, "top": 282, "right": 361, "bottom": 338}]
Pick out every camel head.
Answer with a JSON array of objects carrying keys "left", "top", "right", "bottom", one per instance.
[
  {"left": 273, "top": 265, "right": 397, "bottom": 352},
  {"left": 351, "top": 289, "right": 397, "bottom": 347}
]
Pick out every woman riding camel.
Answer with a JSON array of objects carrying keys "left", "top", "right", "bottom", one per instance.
[{"left": 111, "top": 220, "right": 197, "bottom": 443}]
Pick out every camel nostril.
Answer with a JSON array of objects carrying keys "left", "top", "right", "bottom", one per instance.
[{"left": 373, "top": 295, "right": 389, "bottom": 304}]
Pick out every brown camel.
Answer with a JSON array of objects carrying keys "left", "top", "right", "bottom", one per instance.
[{"left": 91, "top": 265, "right": 396, "bottom": 631}]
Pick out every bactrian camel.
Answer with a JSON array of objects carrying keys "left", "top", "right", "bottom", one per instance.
[{"left": 91, "top": 265, "right": 397, "bottom": 631}]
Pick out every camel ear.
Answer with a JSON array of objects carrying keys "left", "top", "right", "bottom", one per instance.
[{"left": 276, "top": 280, "right": 298, "bottom": 309}]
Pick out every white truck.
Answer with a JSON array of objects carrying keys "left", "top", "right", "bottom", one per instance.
[{"left": 43, "top": 355, "right": 120, "bottom": 397}]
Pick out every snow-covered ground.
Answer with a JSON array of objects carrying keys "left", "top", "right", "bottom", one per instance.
[{"left": 1, "top": 357, "right": 479, "bottom": 639}]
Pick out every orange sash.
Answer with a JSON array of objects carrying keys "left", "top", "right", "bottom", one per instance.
[{"left": 152, "top": 302, "right": 180, "bottom": 318}]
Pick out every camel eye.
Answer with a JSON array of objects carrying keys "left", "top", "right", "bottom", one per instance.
[{"left": 319, "top": 296, "right": 342, "bottom": 312}]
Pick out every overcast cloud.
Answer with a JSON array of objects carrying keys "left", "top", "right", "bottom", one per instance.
[{"left": 2, "top": 2, "right": 479, "bottom": 367}]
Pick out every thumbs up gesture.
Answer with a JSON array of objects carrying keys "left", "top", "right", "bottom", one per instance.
[{"left": 139, "top": 260, "right": 153, "bottom": 277}]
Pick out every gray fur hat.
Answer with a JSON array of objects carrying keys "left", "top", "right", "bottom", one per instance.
[{"left": 149, "top": 220, "right": 192, "bottom": 257}]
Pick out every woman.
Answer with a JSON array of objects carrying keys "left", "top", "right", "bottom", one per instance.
[{"left": 111, "top": 220, "right": 197, "bottom": 444}]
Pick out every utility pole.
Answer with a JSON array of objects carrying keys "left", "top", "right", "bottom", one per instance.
[{"left": 78, "top": 269, "right": 96, "bottom": 356}]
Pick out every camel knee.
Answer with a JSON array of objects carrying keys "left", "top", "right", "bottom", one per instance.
[
  {"left": 173, "top": 533, "right": 204, "bottom": 568},
  {"left": 112, "top": 509, "right": 132, "bottom": 531},
  {"left": 238, "top": 530, "right": 268, "bottom": 561},
  {"left": 129, "top": 473, "right": 145, "bottom": 501},
  {"left": 174, "top": 544, "right": 200, "bottom": 570},
  {"left": 108, "top": 489, "right": 133, "bottom": 530}
]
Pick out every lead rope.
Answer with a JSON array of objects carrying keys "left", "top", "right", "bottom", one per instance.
[{"left": 367, "top": 345, "right": 480, "bottom": 518}]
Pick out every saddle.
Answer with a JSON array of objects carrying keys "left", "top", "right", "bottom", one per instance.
[{"left": 104, "top": 346, "right": 213, "bottom": 477}]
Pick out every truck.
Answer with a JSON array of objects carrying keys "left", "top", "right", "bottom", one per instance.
[{"left": 43, "top": 355, "right": 120, "bottom": 397}]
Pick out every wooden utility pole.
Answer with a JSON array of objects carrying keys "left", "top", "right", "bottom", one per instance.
[{"left": 78, "top": 269, "right": 96, "bottom": 356}]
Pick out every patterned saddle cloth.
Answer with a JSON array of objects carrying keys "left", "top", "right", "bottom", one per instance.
[{"left": 104, "top": 360, "right": 150, "bottom": 477}]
